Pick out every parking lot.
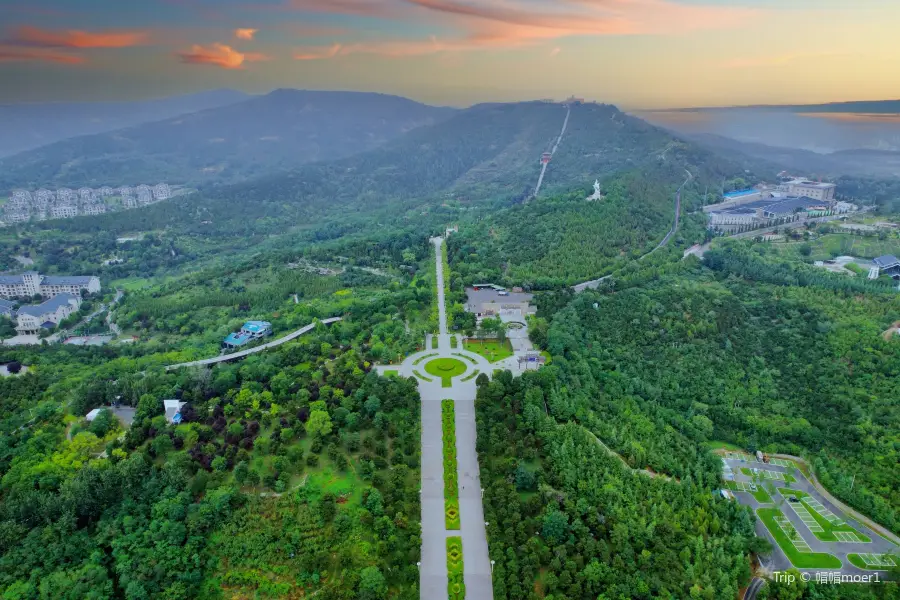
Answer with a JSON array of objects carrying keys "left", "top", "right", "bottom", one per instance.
[{"left": 720, "top": 455, "right": 899, "bottom": 575}]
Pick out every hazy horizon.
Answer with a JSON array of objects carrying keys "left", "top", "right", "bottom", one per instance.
[{"left": 2, "top": 0, "right": 900, "bottom": 108}]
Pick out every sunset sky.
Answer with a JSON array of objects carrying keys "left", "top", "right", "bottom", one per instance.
[{"left": 1, "top": 0, "right": 899, "bottom": 109}]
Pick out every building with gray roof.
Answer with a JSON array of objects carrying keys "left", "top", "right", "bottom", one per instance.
[
  {"left": 15, "top": 293, "right": 81, "bottom": 335},
  {"left": 0, "top": 299, "right": 14, "bottom": 319},
  {"left": 0, "top": 271, "right": 100, "bottom": 300}
]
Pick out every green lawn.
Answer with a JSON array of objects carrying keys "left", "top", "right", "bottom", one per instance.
[
  {"left": 779, "top": 489, "right": 871, "bottom": 542},
  {"left": 383, "top": 369, "right": 399, "bottom": 378},
  {"left": 757, "top": 508, "right": 842, "bottom": 569},
  {"left": 847, "top": 553, "right": 898, "bottom": 570},
  {"left": 424, "top": 358, "right": 467, "bottom": 388},
  {"left": 463, "top": 338, "right": 513, "bottom": 362},
  {"left": 706, "top": 440, "right": 745, "bottom": 452},
  {"left": 726, "top": 480, "right": 773, "bottom": 503},
  {"left": 772, "top": 233, "right": 900, "bottom": 262}
]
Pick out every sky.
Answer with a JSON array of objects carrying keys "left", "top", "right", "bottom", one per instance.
[{"left": 0, "top": 0, "right": 899, "bottom": 109}]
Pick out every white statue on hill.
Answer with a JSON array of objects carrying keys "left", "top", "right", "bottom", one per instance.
[{"left": 587, "top": 179, "right": 604, "bottom": 201}]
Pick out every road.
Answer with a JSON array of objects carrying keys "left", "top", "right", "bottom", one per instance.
[
  {"left": 743, "top": 577, "right": 765, "bottom": 600},
  {"left": 533, "top": 105, "right": 571, "bottom": 199},
  {"left": 641, "top": 169, "right": 692, "bottom": 259},
  {"left": 416, "top": 237, "right": 493, "bottom": 600},
  {"left": 573, "top": 169, "right": 691, "bottom": 291},
  {"left": 164, "top": 317, "right": 342, "bottom": 370}
]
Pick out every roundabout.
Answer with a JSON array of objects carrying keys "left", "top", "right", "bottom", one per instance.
[{"left": 424, "top": 357, "right": 468, "bottom": 387}]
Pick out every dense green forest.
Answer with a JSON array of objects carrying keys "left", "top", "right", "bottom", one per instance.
[
  {"left": 543, "top": 263, "right": 899, "bottom": 532},
  {"left": 476, "top": 371, "right": 760, "bottom": 599},
  {"left": 2, "top": 98, "right": 899, "bottom": 599},
  {"left": 0, "top": 275, "right": 436, "bottom": 598}
]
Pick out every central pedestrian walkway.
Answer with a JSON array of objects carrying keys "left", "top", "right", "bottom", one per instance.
[{"left": 377, "top": 236, "right": 493, "bottom": 600}]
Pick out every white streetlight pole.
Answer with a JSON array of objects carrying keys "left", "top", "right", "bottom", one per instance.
[
  {"left": 490, "top": 560, "right": 495, "bottom": 574},
  {"left": 481, "top": 488, "right": 485, "bottom": 499}
]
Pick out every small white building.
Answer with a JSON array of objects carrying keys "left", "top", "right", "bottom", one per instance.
[
  {"left": 15, "top": 293, "right": 80, "bottom": 334},
  {"left": 163, "top": 399, "right": 186, "bottom": 424}
]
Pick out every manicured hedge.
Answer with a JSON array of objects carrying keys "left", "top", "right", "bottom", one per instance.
[
  {"left": 442, "top": 399, "right": 460, "bottom": 529},
  {"left": 447, "top": 536, "right": 465, "bottom": 600}
]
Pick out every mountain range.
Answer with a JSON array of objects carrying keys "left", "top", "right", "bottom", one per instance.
[
  {"left": 0, "top": 90, "right": 455, "bottom": 190},
  {"left": 0, "top": 89, "right": 250, "bottom": 158}
]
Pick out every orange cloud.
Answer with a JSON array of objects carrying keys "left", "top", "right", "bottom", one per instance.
[
  {"left": 0, "top": 45, "right": 85, "bottom": 64},
  {"left": 6, "top": 25, "right": 149, "bottom": 48},
  {"left": 178, "top": 42, "right": 270, "bottom": 69},
  {"left": 289, "top": 0, "right": 761, "bottom": 59},
  {"left": 234, "top": 28, "right": 258, "bottom": 41}
]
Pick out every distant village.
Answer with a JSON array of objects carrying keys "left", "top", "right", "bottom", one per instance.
[{"left": 2, "top": 183, "right": 174, "bottom": 225}]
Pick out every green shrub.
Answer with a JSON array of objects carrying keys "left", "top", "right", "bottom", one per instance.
[{"left": 447, "top": 536, "right": 465, "bottom": 600}]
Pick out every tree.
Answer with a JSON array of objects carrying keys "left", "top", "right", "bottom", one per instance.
[
  {"left": 542, "top": 510, "right": 568, "bottom": 545},
  {"left": 89, "top": 409, "right": 115, "bottom": 437},
  {"left": 305, "top": 410, "right": 333, "bottom": 438},
  {"left": 358, "top": 566, "right": 388, "bottom": 600}
]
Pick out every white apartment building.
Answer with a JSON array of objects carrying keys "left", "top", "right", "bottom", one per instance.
[
  {"left": 50, "top": 205, "right": 78, "bottom": 219},
  {"left": 11, "top": 190, "right": 32, "bottom": 203},
  {"left": 0, "top": 271, "right": 101, "bottom": 300},
  {"left": 34, "top": 189, "right": 54, "bottom": 203},
  {"left": 153, "top": 183, "right": 171, "bottom": 200},
  {"left": 15, "top": 293, "right": 81, "bottom": 334},
  {"left": 82, "top": 204, "right": 107, "bottom": 216},
  {"left": 99, "top": 186, "right": 115, "bottom": 197}
]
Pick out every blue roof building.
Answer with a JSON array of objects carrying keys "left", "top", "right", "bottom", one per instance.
[{"left": 223, "top": 320, "right": 272, "bottom": 349}]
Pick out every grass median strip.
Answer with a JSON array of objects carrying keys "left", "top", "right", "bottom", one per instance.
[
  {"left": 447, "top": 536, "right": 465, "bottom": 600},
  {"left": 443, "top": 399, "right": 460, "bottom": 529},
  {"left": 757, "top": 507, "right": 842, "bottom": 569},
  {"left": 778, "top": 488, "right": 871, "bottom": 542}
]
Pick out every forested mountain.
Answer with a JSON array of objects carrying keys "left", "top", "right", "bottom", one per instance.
[
  {"left": 544, "top": 255, "right": 900, "bottom": 532},
  {"left": 27, "top": 101, "right": 766, "bottom": 239},
  {"left": 0, "top": 89, "right": 455, "bottom": 189},
  {"left": 0, "top": 89, "right": 250, "bottom": 158}
]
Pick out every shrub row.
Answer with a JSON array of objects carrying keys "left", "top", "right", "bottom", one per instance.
[
  {"left": 447, "top": 536, "right": 465, "bottom": 600},
  {"left": 442, "top": 399, "right": 460, "bottom": 529}
]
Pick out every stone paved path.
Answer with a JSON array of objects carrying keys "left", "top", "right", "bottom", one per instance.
[{"left": 378, "top": 236, "right": 494, "bottom": 600}]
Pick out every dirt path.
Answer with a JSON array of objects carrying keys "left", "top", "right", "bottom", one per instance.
[{"left": 582, "top": 426, "right": 676, "bottom": 482}]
